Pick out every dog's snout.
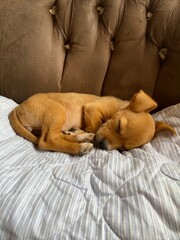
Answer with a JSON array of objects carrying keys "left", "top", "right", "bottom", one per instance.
[
  {"left": 99, "top": 140, "right": 107, "bottom": 150},
  {"left": 95, "top": 138, "right": 107, "bottom": 150}
]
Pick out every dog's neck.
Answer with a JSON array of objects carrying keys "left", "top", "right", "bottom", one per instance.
[{"left": 102, "top": 99, "right": 129, "bottom": 122}]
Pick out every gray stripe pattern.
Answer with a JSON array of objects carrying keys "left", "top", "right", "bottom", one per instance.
[{"left": 0, "top": 96, "right": 180, "bottom": 240}]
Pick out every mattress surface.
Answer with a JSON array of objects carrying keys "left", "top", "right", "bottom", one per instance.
[{"left": 0, "top": 96, "right": 180, "bottom": 240}]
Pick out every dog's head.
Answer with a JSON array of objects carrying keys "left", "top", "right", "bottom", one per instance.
[{"left": 95, "top": 90, "right": 175, "bottom": 151}]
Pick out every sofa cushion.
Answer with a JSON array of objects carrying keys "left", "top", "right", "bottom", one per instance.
[{"left": 0, "top": 0, "right": 180, "bottom": 109}]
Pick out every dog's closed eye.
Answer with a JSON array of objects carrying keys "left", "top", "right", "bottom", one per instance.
[
  {"left": 116, "top": 116, "right": 127, "bottom": 133},
  {"left": 116, "top": 120, "right": 121, "bottom": 133}
]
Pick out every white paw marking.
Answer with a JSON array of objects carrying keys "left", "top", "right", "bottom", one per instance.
[
  {"left": 63, "top": 130, "right": 76, "bottom": 136},
  {"left": 80, "top": 143, "right": 93, "bottom": 155}
]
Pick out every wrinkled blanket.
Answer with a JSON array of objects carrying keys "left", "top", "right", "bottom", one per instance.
[{"left": 0, "top": 96, "right": 180, "bottom": 240}]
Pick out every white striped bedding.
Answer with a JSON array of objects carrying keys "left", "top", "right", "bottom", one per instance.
[{"left": 0, "top": 95, "right": 180, "bottom": 240}]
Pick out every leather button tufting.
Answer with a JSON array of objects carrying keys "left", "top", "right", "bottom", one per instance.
[
  {"left": 159, "top": 48, "right": 167, "bottom": 60},
  {"left": 49, "top": 6, "right": 57, "bottom": 15},
  {"left": 110, "top": 41, "right": 115, "bottom": 51},
  {"left": 147, "top": 11, "right": 153, "bottom": 20},
  {"left": 64, "top": 44, "right": 71, "bottom": 50},
  {"left": 97, "top": 6, "right": 104, "bottom": 15}
]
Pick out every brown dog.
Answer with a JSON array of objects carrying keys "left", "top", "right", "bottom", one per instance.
[{"left": 9, "top": 90, "right": 175, "bottom": 155}]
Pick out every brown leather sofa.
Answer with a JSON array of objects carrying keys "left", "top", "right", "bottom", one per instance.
[{"left": 0, "top": 0, "right": 180, "bottom": 110}]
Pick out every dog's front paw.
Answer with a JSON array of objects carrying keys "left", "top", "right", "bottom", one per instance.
[
  {"left": 79, "top": 143, "right": 93, "bottom": 155},
  {"left": 76, "top": 133, "right": 95, "bottom": 143},
  {"left": 85, "top": 133, "right": 95, "bottom": 142}
]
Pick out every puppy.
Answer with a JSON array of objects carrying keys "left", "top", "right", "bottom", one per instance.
[
  {"left": 9, "top": 90, "right": 175, "bottom": 155},
  {"left": 95, "top": 91, "right": 176, "bottom": 151}
]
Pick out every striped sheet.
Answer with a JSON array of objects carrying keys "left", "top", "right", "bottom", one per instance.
[{"left": 0, "top": 95, "right": 180, "bottom": 240}]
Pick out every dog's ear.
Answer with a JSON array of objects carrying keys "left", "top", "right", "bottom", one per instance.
[
  {"left": 128, "top": 90, "right": 157, "bottom": 113},
  {"left": 155, "top": 121, "right": 176, "bottom": 135}
]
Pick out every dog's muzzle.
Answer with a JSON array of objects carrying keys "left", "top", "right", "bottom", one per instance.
[{"left": 95, "top": 136, "right": 108, "bottom": 150}]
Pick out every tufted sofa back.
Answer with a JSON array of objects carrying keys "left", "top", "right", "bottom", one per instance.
[{"left": 0, "top": 0, "right": 180, "bottom": 110}]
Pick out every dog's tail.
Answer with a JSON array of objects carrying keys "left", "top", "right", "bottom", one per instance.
[{"left": 9, "top": 109, "right": 39, "bottom": 145}]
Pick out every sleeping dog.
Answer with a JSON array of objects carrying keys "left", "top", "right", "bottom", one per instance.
[{"left": 9, "top": 90, "right": 175, "bottom": 155}]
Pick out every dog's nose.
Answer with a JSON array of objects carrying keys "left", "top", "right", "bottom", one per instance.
[{"left": 97, "top": 139, "right": 107, "bottom": 150}]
